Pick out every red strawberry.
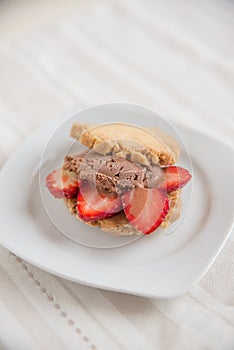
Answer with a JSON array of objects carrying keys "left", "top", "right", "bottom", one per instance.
[
  {"left": 122, "top": 187, "right": 169, "bottom": 234},
  {"left": 46, "top": 169, "right": 79, "bottom": 198},
  {"left": 159, "top": 166, "right": 192, "bottom": 193},
  {"left": 77, "top": 180, "right": 122, "bottom": 221}
]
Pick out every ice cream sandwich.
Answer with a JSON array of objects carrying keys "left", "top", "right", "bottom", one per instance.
[{"left": 46, "top": 122, "right": 191, "bottom": 236}]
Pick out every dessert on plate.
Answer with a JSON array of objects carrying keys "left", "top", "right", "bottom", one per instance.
[{"left": 46, "top": 122, "right": 192, "bottom": 235}]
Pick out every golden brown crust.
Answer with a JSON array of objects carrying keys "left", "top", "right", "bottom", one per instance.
[
  {"left": 70, "top": 123, "right": 92, "bottom": 140},
  {"left": 148, "top": 127, "right": 180, "bottom": 166},
  {"left": 70, "top": 122, "right": 180, "bottom": 166},
  {"left": 86, "top": 212, "right": 140, "bottom": 236},
  {"left": 161, "top": 190, "right": 182, "bottom": 228}
]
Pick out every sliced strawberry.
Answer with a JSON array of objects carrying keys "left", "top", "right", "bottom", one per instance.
[
  {"left": 46, "top": 169, "right": 79, "bottom": 198},
  {"left": 122, "top": 187, "right": 169, "bottom": 234},
  {"left": 159, "top": 166, "right": 192, "bottom": 193},
  {"left": 77, "top": 180, "right": 122, "bottom": 221}
]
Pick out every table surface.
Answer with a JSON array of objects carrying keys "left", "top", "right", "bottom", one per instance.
[{"left": 0, "top": 0, "right": 234, "bottom": 349}]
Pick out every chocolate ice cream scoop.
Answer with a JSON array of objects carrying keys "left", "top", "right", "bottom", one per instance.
[
  {"left": 63, "top": 151, "right": 163, "bottom": 195},
  {"left": 96, "top": 158, "right": 147, "bottom": 195}
]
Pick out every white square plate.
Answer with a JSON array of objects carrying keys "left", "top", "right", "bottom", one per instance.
[{"left": 0, "top": 103, "right": 233, "bottom": 298}]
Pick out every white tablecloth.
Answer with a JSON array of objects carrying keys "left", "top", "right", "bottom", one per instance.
[{"left": 0, "top": 0, "right": 234, "bottom": 349}]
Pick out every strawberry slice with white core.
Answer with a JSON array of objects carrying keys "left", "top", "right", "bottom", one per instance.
[
  {"left": 46, "top": 169, "right": 79, "bottom": 198},
  {"left": 159, "top": 166, "right": 192, "bottom": 193},
  {"left": 122, "top": 187, "right": 169, "bottom": 234},
  {"left": 77, "top": 180, "right": 123, "bottom": 221}
]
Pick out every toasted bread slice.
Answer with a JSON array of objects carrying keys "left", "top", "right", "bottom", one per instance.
[{"left": 70, "top": 122, "right": 180, "bottom": 166}]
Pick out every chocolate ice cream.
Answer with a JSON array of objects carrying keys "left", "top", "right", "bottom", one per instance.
[{"left": 63, "top": 150, "right": 163, "bottom": 195}]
